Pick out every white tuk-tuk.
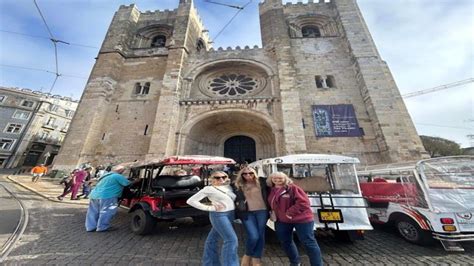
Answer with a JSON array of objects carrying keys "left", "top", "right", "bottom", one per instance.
[
  {"left": 250, "top": 154, "right": 372, "bottom": 241},
  {"left": 358, "top": 156, "right": 474, "bottom": 251}
]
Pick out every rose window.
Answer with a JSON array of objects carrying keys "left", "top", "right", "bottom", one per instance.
[{"left": 208, "top": 74, "right": 258, "bottom": 96}]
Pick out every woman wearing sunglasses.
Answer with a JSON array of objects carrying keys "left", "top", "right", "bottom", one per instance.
[
  {"left": 233, "top": 167, "right": 269, "bottom": 266},
  {"left": 186, "top": 171, "right": 238, "bottom": 266}
]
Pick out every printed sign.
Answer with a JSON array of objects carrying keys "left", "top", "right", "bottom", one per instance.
[{"left": 312, "top": 104, "right": 362, "bottom": 137}]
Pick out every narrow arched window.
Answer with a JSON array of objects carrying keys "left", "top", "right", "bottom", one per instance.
[
  {"left": 302, "top": 26, "right": 321, "bottom": 38},
  {"left": 151, "top": 35, "right": 166, "bottom": 47},
  {"left": 143, "top": 82, "right": 150, "bottom": 94},
  {"left": 196, "top": 39, "right": 206, "bottom": 52}
]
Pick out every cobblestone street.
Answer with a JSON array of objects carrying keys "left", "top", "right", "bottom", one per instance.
[{"left": 2, "top": 177, "right": 473, "bottom": 265}]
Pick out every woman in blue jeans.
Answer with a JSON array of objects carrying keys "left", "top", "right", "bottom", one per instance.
[
  {"left": 233, "top": 167, "right": 269, "bottom": 266},
  {"left": 187, "top": 171, "right": 238, "bottom": 266},
  {"left": 267, "top": 172, "right": 323, "bottom": 266}
]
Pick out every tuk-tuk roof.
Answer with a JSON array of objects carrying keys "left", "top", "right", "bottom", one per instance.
[
  {"left": 132, "top": 155, "right": 236, "bottom": 168},
  {"left": 255, "top": 154, "right": 360, "bottom": 165}
]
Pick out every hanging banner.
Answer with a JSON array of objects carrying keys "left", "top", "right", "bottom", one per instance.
[{"left": 312, "top": 104, "right": 362, "bottom": 137}]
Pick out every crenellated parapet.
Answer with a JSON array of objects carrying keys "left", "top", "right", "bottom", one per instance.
[
  {"left": 259, "top": 0, "right": 332, "bottom": 6},
  {"left": 139, "top": 9, "right": 178, "bottom": 21},
  {"left": 207, "top": 45, "right": 262, "bottom": 53}
]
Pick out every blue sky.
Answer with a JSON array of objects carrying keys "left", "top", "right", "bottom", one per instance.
[{"left": 0, "top": 0, "right": 473, "bottom": 147}]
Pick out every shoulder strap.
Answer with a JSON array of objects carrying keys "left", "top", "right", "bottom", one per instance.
[{"left": 212, "top": 186, "right": 233, "bottom": 200}]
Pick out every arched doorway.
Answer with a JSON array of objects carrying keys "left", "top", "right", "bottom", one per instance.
[
  {"left": 178, "top": 109, "right": 279, "bottom": 161},
  {"left": 224, "top": 136, "right": 256, "bottom": 164}
]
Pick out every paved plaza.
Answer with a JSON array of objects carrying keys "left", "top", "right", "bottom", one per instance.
[{"left": 1, "top": 175, "right": 473, "bottom": 265}]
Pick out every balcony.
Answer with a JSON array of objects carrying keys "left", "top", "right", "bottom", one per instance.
[
  {"left": 32, "top": 134, "right": 62, "bottom": 145},
  {"left": 42, "top": 123, "right": 59, "bottom": 130}
]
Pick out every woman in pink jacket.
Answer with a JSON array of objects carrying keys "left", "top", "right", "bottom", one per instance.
[{"left": 267, "top": 172, "right": 322, "bottom": 266}]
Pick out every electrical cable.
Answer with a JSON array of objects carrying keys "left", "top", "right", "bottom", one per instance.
[
  {"left": 0, "top": 64, "right": 87, "bottom": 79},
  {"left": 0, "top": 29, "right": 99, "bottom": 49},
  {"left": 33, "top": 0, "right": 71, "bottom": 93},
  {"left": 211, "top": 0, "right": 253, "bottom": 42}
]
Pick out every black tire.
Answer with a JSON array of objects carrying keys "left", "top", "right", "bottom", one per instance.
[
  {"left": 130, "top": 209, "right": 156, "bottom": 235},
  {"left": 395, "top": 217, "right": 433, "bottom": 245},
  {"left": 334, "top": 230, "right": 361, "bottom": 243}
]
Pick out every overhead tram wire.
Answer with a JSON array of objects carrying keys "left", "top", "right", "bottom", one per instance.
[
  {"left": 0, "top": 29, "right": 99, "bottom": 49},
  {"left": 205, "top": 0, "right": 253, "bottom": 42},
  {"left": 0, "top": 64, "right": 88, "bottom": 79},
  {"left": 33, "top": 0, "right": 71, "bottom": 93}
]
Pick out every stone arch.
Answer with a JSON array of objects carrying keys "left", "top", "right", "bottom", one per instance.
[
  {"left": 132, "top": 24, "right": 174, "bottom": 48},
  {"left": 177, "top": 109, "right": 281, "bottom": 160},
  {"left": 288, "top": 14, "right": 339, "bottom": 38}
]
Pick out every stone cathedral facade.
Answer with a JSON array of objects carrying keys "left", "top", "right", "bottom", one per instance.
[{"left": 54, "top": 0, "right": 426, "bottom": 170}]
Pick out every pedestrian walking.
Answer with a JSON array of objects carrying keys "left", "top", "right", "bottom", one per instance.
[
  {"left": 77, "top": 168, "right": 93, "bottom": 199},
  {"left": 186, "top": 171, "right": 239, "bottom": 266},
  {"left": 267, "top": 172, "right": 323, "bottom": 266},
  {"left": 70, "top": 167, "right": 91, "bottom": 200},
  {"left": 85, "top": 165, "right": 136, "bottom": 232},
  {"left": 57, "top": 170, "right": 75, "bottom": 201},
  {"left": 232, "top": 167, "right": 269, "bottom": 266},
  {"left": 31, "top": 164, "right": 48, "bottom": 183}
]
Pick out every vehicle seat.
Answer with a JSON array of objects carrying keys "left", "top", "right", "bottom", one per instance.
[
  {"left": 152, "top": 175, "right": 202, "bottom": 189},
  {"left": 373, "top": 177, "right": 388, "bottom": 183}
]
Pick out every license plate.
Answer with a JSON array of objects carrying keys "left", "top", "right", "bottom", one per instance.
[{"left": 318, "top": 209, "right": 343, "bottom": 223}]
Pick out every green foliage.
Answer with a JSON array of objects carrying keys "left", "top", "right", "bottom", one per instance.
[{"left": 420, "top": 135, "right": 462, "bottom": 157}]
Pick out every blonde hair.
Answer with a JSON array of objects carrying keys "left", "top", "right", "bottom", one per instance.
[
  {"left": 235, "top": 167, "right": 259, "bottom": 190},
  {"left": 266, "top": 171, "right": 293, "bottom": 187},
  {"left": 210, "top": 171, "right": 229, "bottom": 185}
]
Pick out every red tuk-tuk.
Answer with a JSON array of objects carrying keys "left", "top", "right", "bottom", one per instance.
[{"left": 121, "top": 155, "right": 235, "bottom": 235}]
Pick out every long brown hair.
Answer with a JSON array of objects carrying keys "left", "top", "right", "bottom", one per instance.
[{"left": 235, "top": 167, "right": 260, "bottom": 190}]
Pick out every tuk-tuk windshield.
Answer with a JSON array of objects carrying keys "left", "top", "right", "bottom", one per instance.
[
  {"left": 418, "top": 157, "right": 474, "bottom": 212},
  {"left": 276, "top": 163, "right": 359, "bottom": 194}
]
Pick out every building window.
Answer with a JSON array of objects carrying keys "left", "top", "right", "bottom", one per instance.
[
  {"left": 21, "top": 100, "right": 35, "bottom": 108},
  {"left": 49, "top": 104, "right": 59, "bottom": 112},
  {"left": 315, "top": 75, "right": 336, "bottom": 89},
  {"left": 5, "top": 123, "right": 23, "bottom": 134},
  {"left": 0, "top": 139, "right": 14, "bottom": 150},
  {"left": 134, "top": 82, "right": 150, "bottom": 95},
  {"left": 0, "top": 95, "right": 6, "bottom": 103},
  {"left": 197, "top": 39, "right": 206, "bottom": 52},
  {"left": 12, "top": 110, "right": 31, "bottom": 120},
  {"left": 46, "top": 117, "right": 56, "bottom": 126},
  {"left": 40, "top": 131, "right": 49, "bottom": 140},
  {"left": 302, "top": 26, "right": 321, "bottom": 38},
  {"left": 65, "top": 110, "right": 75, "bottom": 118},
  {"left": 208, "top": 74, "right": 258, "bottom": 96},
  {"left": 151, "top": 35, "right": 166, "bottom": 47}
]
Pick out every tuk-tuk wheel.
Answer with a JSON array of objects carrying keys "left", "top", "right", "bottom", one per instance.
[
  {"left": 131, "top": 208, "right": 156, "bottom": 235},
  {"left": 395, "top": 217, "right": 433, "bottom": 245}
]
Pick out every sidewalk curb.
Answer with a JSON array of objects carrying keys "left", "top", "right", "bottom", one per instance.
[{"left": 5, "top": 175, "right": 88, "bottom": 206}]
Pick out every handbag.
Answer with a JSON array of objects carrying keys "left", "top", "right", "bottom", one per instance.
[{"left": 235, "top": 198, "right": 248, "bottom": 212}]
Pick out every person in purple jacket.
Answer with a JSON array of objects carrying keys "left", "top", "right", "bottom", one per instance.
[{"left": 267, "top": 172, "right": 323, "bottom": 266}]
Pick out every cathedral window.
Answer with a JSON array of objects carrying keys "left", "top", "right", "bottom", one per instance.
[
  {"left": 134, "top": 82, "right": 150, "bottom": 95},
  {"left": 209, "top": 74, "right": 258, "bottom": 96},
  {"left": 302, "top": 26, "right": 321, "bottom": 38},
  {"left": 315, "top": 75, "right": 336, "bottom": 89},
  {"left": 143, "top": 82, "right": 150, "bottom": 94},
  {"left": 151, "top": 35, "right": 166, "bottom": 47},
  {"left": 196, "top": 39, "right": 206, "bottom": 52}
]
